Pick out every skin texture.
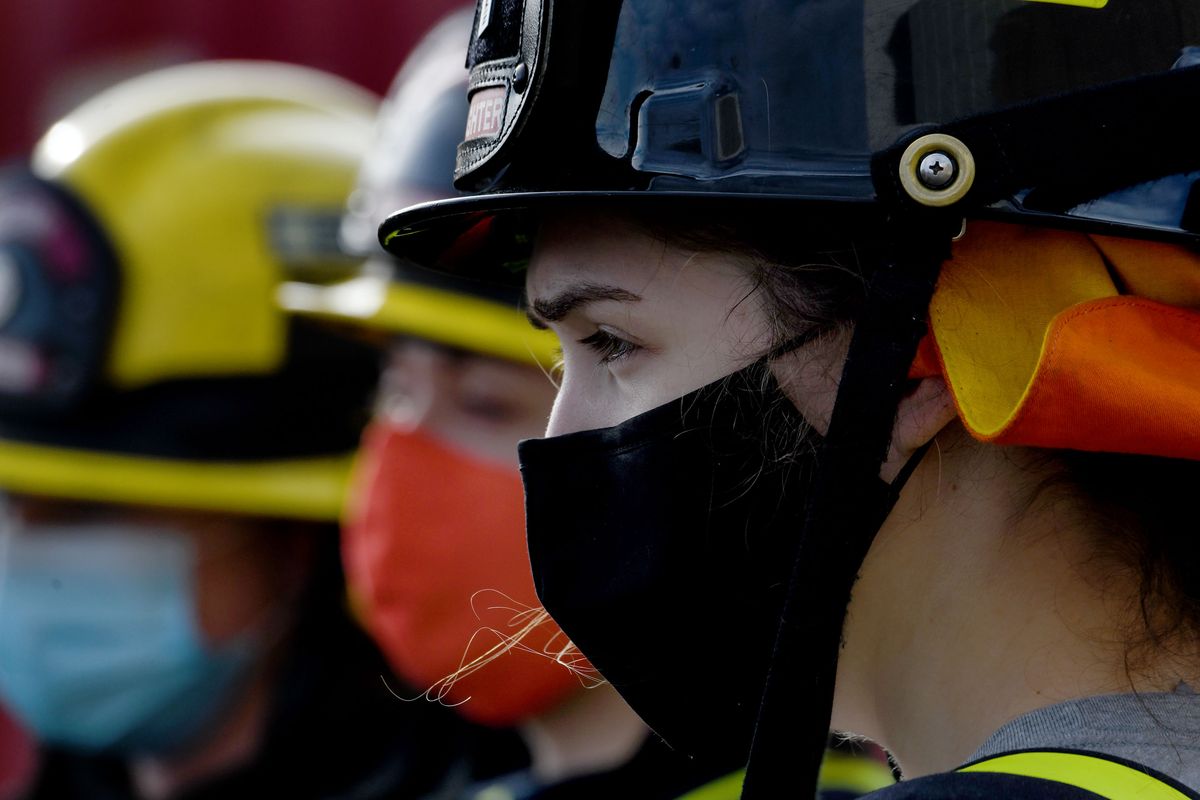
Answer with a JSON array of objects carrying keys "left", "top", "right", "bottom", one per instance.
[
  {"left": 525, "top": 211, "right": 1199, "bottom": 779},
  {"left": 529, "top": 215, "right": 774, "bottom": 436}
]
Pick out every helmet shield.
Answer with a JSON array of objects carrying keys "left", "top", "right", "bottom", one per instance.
[
  {"left": 386, "top": 0, "right": 1200, "bottom": 269},
  {"left": 0, "top": 172, "right": 117, "bottom": 414}
]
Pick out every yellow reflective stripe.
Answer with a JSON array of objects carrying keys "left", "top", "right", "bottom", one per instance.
[
  {"left": 1026, "top": 0, "right": 1107, "bottom": 7},
  {"left": 960, "top": 752, "right": 1192, "bottom": 800},
  {"left": 674, "top": 751, "right": 895, "bottom": 800},
  {"left": 674, "top": 770, "right": 744, "bottom": 800},
  {"left": 819, "top": 750, "right": 896, "bottom": 794},
  {"left": 0, "top": 438, "right": 352, "bottom": 521}
]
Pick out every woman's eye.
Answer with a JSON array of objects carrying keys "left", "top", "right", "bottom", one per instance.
[
  {"left": 457, "top": 393, "right": 522, "bottom": 423},
  {"left": 579, "top": 329, "right": 639, "bottom": 364}
]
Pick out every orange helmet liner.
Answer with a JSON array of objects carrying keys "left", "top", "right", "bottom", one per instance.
[{"left": 910, "top": 221, "right": 1200, "bottom": 459}]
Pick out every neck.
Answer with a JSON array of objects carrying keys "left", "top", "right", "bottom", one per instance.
[
  {"left": 519, "top": 683, "right": 647, "bottom": 785},
  {"left": 835, "top": 425, "right": 1179, "bottom": 778}
]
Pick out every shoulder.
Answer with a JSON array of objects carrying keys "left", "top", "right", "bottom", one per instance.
[
  {"left": 861, "top": 749, "right": 1200, "bottom": 800},
  {"left": 862, "top": 771, "right": 1105, "bottom": 799}
]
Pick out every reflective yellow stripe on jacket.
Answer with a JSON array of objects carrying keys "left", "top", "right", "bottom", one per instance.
[
  {"left": 960, "top": 751, "right": 1197, "bottom": 800},
  {"left": 677, "top": 749, "right": 895, "bottom": 800}
]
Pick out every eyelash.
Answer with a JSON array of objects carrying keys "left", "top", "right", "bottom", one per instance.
[{"left": 579, "top": 329, "right": 639, "bottom": 364}]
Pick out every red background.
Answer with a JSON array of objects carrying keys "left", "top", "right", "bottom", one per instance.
[{"left": 0, "top": 0, "right": 468, "bottom": 160}]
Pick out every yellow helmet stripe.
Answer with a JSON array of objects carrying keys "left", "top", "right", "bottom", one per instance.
[
  {"left": 279, "top": 274, "right": 561, "bottom": 368},
  {"left": 0, "top": 439, "right": 353, "bottom": 521}
]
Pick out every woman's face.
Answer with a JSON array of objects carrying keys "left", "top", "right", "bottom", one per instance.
[
  {"left": 527, "top": 213, "right": 776, "bottom": 436},
  {"left": 376, "top": 337, "right": 558, "bottom": 466},
  {"left": 3, "top": 495, "right": 303, "bottom": 645}
]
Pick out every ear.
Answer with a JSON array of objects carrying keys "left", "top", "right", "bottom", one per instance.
[{"left": 880, "top": 377, "right": 956, "bottom": 483}]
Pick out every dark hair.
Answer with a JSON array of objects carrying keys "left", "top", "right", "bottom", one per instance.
[
  {"left": 625, "top": 202, "right": 885, "bottom": 347},
  {"left": 1041, "top": 451, "right": 1200, "bottom": 663}
]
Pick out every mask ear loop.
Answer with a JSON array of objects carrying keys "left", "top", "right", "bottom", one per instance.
[
  {"left": 762, "top": 304, "right": 932, "bottom": 498},
  {"left": 740, "top": 221, "right": 951, "bottom": 800}
]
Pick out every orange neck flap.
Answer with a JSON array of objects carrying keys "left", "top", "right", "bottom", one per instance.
[{"left": 910, "top": 221, "right": 1200, "bottom": 459}]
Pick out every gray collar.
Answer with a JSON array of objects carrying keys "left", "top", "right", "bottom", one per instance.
[{"left": 969, "top": 684, "right": 1200, "bottom": 788}]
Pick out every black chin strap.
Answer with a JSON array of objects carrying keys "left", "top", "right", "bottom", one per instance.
[{"left": 740, "top": 222, "right": 950, "bottom": 799}]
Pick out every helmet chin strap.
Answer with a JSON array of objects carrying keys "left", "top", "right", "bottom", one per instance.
[{"left": 740, "top": 221, "right": 952, "bottom": 799}]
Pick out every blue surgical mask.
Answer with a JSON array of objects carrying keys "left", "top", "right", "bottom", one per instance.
[{"left": 0, "top": 519, "right": 259, "bottom": 755}]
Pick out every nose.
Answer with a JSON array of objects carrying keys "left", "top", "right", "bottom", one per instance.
[{"left": 545, "top": 373, "right": 601, "bottom": 438}]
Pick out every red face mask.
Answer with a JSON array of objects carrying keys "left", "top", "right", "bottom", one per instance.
[{"left": 342, "top": 422, "right": 582, "bottom": 726}]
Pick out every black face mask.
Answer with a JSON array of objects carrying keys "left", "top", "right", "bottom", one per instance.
[
  {"left": 518, "top": 361, "right": 809, "bottom": 766},
  {"left": 519, "top": 360, "right": 921, "bottom": 766}
]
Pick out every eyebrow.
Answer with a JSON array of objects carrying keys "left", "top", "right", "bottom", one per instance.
[{"left": 526, "top": 282, "right": 642, "bottom": 328}]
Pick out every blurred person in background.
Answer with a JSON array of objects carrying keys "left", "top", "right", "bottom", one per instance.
[
  {"left": 0, "top": 706, "right": 35, "bottom": 800},
  {"left": 0, "top": 61, "right": 491, "bottom": 800},
  {"left": 281, "top": 12, "right": 896, "bottom": 799}
]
